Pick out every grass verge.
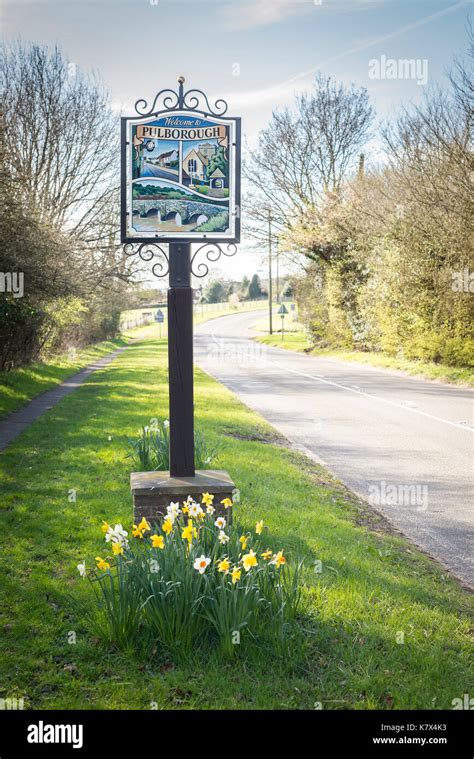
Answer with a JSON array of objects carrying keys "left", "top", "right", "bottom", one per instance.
[
  {"left": 0, "top": 302, "right": 270, "bottom": 421},
  {"left": 0, "top": 337, "right": 130, "bottom": 420},
  {"left": 256, "top": 328, "right": 474, "bottom": 386},
  {"left": 0, "top": 331, "right": 472, "bottom": 709}
]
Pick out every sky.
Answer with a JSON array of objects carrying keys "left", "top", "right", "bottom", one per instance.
[{"left": 3, "top": 0, "right": 471, "bottom": 282}]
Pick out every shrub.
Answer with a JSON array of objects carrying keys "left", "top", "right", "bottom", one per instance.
[{"left": 75, "top": 495, "right": 303, "bottom": 660}]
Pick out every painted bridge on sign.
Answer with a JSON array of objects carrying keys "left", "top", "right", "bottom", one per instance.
[{"left": 133, "top": 198, "right": 224, "bottom": 225}]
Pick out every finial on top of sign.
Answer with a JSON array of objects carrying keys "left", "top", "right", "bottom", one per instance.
[
  {"left": 178, "top": 76, "right": 185, "bottom": 108},
  {"left": 134, "top": 79, "right": 228, "bottom": 118}
]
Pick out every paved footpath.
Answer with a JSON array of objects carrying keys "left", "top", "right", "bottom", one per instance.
[
  {"left": 0, "top": 345, "right": 130, "bottom": 452},
  {"left": 195, "top": 310, "right": 474, "bottom": 587}
]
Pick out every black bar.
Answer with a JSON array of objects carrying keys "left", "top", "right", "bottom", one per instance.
[{"left": 168, "top": 243, "right": 195, "bottom": 477}]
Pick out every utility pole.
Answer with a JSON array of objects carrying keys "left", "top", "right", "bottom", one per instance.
[
  {"left": 268, "top": 208, "right": 273, "bottom": 335},
  {"left": 276, "top": 245, "right": 280, "bottom": 304}
]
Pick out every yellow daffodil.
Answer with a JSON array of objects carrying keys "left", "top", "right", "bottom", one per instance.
[
  {"left": 182, "top": 519, "right": 197, "bottom": 545},
  {"left": 239, "top": 535, "right": 248, "bottom": 551},
  {"left": 242, "top": 550, "right": 257, "bottom": 572},
  {"left": 132, "top": 524, "right": 145, "bottom": 538},
  {"left": 231, "top": 567, "right": 241, "bottom": 584},
  {"left": 220, "top": 497, "right": 233, "bottom": 509},
  {"left": 255, "top": 520, "right": 264, "bottom": 535},
  {"left": 217, "top": 557, "right": 231, "bottom": 574},
  {"left": 101, "top": 521, "right": 111, "bottom": 534},
  {"left": 151, "top": 534, "right": 165, "bottom": 549},
  {"left": 201, "top": 492, "right": 214, "bottom": 506},
  {"left": 271, "top": 550, "right": 286, "bottom": 568},
  {"left": 138, "top": 517, "right": 151, "bottom": 533},
  {"left": 162, "top": 518, "right": 173, "bottom": 535},
  {"left": 261, "top": 549, "right": 273, "bottom": 560},
  {"left": 111, "top": 542, "right": 124, "bottom": 556},
  {"left": 182, "top": 504, "right": 190, "bottom": 515},
  {"left": 95, "top": 556, "right": 110, "bottom": 571}
]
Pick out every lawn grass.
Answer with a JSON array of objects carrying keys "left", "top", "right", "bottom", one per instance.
[
  {"left": 0, "top": 332, "right": 472, "bottom": 710},
  {"left": 256, "top": 328, "right": 474, "bottom": 386},
  {"left": 0, "top": 337, "right": 133, "bottom": 420},
  {"left": 0, "top": 301, "right": 269, "bottom": 422}
]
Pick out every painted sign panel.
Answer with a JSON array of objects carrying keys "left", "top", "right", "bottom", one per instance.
[{"left": 121, "top": 110, "right": 240, "bottom": 243}]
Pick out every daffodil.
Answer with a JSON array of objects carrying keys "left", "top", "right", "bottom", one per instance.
[
  {"left": 220, "top": 497, "right": 233, "bottom": 509},
  {"left": 214, "top": 516, "right": 226, "bottom": 530},
  {"left": 218, "top": 530, "right": 229, "bottom": 544},
  {"left": 261, "top": 549, "right": 273, "bottom": 560},
  {"left": 255, "top": 520, "right": 264, "bottom": 535},
  {"left": 162, "top": 518, "right": 173, "bottom": 535},
  {"left": 201, "top": 492, "right": 214, "bottom": 506},
  {"left": 105, "top": 524, "right": 128, "bottom": 546},
  {"left": 167, "top": 502, "right": 181, "bottom": 520},
  {"left": 271, "top": 550, "right": 286, "bottom": 568},
  {"left": 242, "top": 549, "right": 257, "bottom": 572},
  {"left": 239, "top": 535, "right": 248, "bottom": 551},
  {"left": 193, "top": 555, "right": 211, "bottom": 574},
  {"left": 182, "top": 519, "right": 197, "bottom": 545},
  {"left": 101, "top": 521, "right": 111, "bottom": 534},
  {"left": 217, "top": 557, "right": 231, "bottom": 574},
  {"left": 206, "top": 504, "right": 215, "bottom": 515},
  {"left": 231, "top": 567, "right": 241, "bottom": 584},
  {"left": 95, "top": 556, "right": 110, "bottom": 571},
  {"left": 112, "top": 542, "right": 124, "bottom": 556},
  {"left": 151, "top": 534, "right": 165, "bottom": 549},
  {"left": 77, "top": 561, "right": 86, "bottom": 578},
  {"left": 138, "top": 517, "right": 151, "bottom": 533},
  {"left": 188, "top": 502, "right": 204, "bottom": 518},
  {"left": 132, "top": 524, "right": 145, "bottom": 538}
]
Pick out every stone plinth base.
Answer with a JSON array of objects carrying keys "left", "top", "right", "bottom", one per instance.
[{"left": 131, "top": 469, "right": 236, "bottom": 522}]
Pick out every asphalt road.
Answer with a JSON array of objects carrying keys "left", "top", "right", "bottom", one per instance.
[
  {"left": 195, "top": 310, "right": 474, "bottom": 586},
  {"left": 142, "top": 162, "right": 178, "bottom": 181}
]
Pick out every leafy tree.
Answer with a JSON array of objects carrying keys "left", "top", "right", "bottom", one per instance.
[
  {"left": 207, "top": 146, "right": 228, "bottom": 181},
  {"left": 204, "top": 280, "right": 227, "bottom": 304},
  {"left": 248, "top": 274, "right": 264, "bottom": 300}
]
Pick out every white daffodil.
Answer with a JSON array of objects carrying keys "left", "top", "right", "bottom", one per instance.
[
  {"left": 188, "top": 502, "right": 203, "bottom": 518},
  {"left": 77, "top": 562, "right": 86, "bottom": 578},
  {"left": 206, "top": 504, "right": 215, "bottom": 515},
  {"left": 193, "top": 555, "right": 211, "bottom": 574},
  {"left": 214, "top": 516, "right": 226, "bottom": 530},
  {"left": 218, "top": 530, "right": 230, "bottom": 545},
  {"left": 167, "top": 502, "right": 181, "bottom": 519},
  {"left": 105, "top": 524, "right": 129, "bottom": 547},
  {"left": 163, "top": 419, "right": 170, "bottom": 428}
]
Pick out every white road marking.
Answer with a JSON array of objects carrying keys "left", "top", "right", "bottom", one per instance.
[{"left": 242, "top": 350, "right": 473, "bottom": 433}]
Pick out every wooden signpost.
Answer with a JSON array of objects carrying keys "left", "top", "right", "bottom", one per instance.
[{"left": 121, "top": 78, "right": 241, "bottom": 518}]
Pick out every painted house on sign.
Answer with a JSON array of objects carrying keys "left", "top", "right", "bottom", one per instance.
[
  {"left": 158, "top": 148, "right": 178, "bottom": 167},
  {"left": 183, "top": 142, "right": 227, "bottom": 192}
]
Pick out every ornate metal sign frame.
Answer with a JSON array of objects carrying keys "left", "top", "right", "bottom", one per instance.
[{"left": 121, "top": 80, "right": 241, "bottom": 246}]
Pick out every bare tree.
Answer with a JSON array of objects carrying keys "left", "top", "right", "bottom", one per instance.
[
  {"left": 243, "top": 74, "right": 374, "bottom": 263},
  {"left": 3, "top": 43, "right": 118, "bottom": 238},
  {"left": 1, "top": 42, "right": 136, "bottom": 294}
]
